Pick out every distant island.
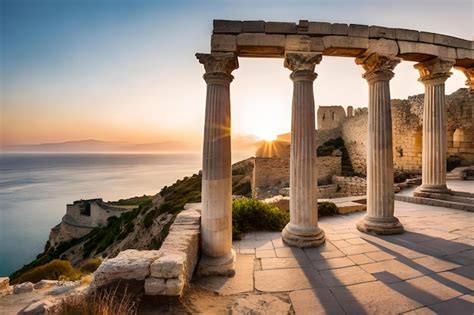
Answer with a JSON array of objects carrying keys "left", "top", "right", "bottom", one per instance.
[{"left": 1, "top": 137, "right": 260, "bottom": 153}]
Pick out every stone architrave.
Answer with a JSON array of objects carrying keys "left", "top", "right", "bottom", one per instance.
[
  {"left": 196, "top": 52, "right": 238, "bottom": 276},
  {"left": 281, "top": 52, "right": 326, "bottom": 247},
  {"left": 454, "top": 66, "right": 474, "bottom": 93},
  {"left": 414, "top": 57, "right": 456, "bottom": 195},
  {"left": 355, "top": 53, "right": 404, "bottom": 235}
]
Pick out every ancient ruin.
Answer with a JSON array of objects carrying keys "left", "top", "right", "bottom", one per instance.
[{"left": 196, "top": 20, "right": 473, "bottom": 276}]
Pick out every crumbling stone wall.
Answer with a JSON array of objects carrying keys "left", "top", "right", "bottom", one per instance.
[
  {"left": 447, "top": 89, "right": 474, "bottom": 161},
  {"left": 332, "top": 175, "right": 367, "bottom": 196},
  {"left": 317, "top": 106, "right": 347, "bottom": 130},
  {"left": 252, "top": 156, "right": 341, "bottom": 198},
  {"left": 341, "top": 109, "right": 367, "bottom": 174}
]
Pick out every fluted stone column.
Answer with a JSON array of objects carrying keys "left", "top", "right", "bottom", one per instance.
[
  {"left": 282, "top": 52, "right": 325, "bottom": 247},
  {"left": 355, "top": 53, "right": 404, "bottom": 235},
  {"left": 196, "top": 52, "right": 238, "bottom": 276},
  {"left": 414, "top": 58, "right": 455, "bottom": 195}
]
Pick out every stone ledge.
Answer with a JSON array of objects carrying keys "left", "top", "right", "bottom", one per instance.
[{"left": 91, "top": 206, "right": 201, "bottom": 297}]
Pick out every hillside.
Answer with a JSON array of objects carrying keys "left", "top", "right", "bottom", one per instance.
[{"left": 10, "top": 158, "right": 254, "bottom": 284}]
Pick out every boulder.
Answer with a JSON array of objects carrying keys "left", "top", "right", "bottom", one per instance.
[
  {"left": 48, "top": 281, "right": 80, "bottom": 295},
  {"left": 20, "top": 298, "right": 58, "bottom": 315},
  {"left": 0, "top": 277, "right": 10, "bottom": 296},
  {"left": 13, "top": 282, "right": 34, "bottom": 294}
]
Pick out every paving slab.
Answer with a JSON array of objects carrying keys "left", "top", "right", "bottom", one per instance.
[
  {"left": 320, "top": 265, "right": 376, "bottom": 287},
  {"left": 290, "top": 288, "right": 345, "bottom": 315},
  {"left": 412, "top": 256, "right": 461, "bottom": 273},
  {"left": 312, "top": 257, "right": 355, "bottom": 271},
  {"left": 360, "top": 259, "right": 424, "bottom": 282},
  {"left": 255, "top": 268, "right": 326, "bottom": 292},
  {"left": 331, "top": 280, "right": 422, "bottom": 314}
]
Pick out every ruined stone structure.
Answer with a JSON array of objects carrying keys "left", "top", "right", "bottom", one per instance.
[
  {"left": 49, "top": 199, "right": 134, "bottom": 247},
  {"left": 197, "top": 19, "right": 473, "bottom": 276}
]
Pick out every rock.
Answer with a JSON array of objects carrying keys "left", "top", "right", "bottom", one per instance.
[
  {"left": 33, "top": 280, "right": 57, "bottom": 290},
  {"left": 0, "top": 277, "right": 10, "bottom": 296},
  {"left": 150, "top": 252, "right": 186, "bottom": 278},
  {"left": 20, "top": 298, "right": 58, "bottom": 315},
  {"left": 13, "top": 282, "right": 34, "bottom": 294},
  {"left": 92, "top": 249, "right": 161, "bottom": 288},
  {"left": 48, "top": 281, "right": 80, "bottom": 295}
]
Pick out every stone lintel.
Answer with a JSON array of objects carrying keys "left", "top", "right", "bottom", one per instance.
[
  {"left": 236, "top": 33, "right": 286, "bottom": 57},
  {"left": 322, "top": 36, "right": 369, "bottom": 57},
  {"left": 395, "top": 28, "right": 420, "bottom": 42},
  {"left": 348, "top": 24, "right": 369, "bottom": 38},
  {"left": 242, "top": 20, "right": 265, "bottom": 33},
  {"left": 368, "top": 38, "right": 399, "bottom": 56},
  {"left": 434, "top": 33, "right": 472, "bottom": 50},
  {"left": 369, "top": 26, "right": 396, "bottom": 39},
  {"left": 397, "top": 41, "right": 457, "bottom": 62},
  {"left": 211, "top": 34, "right": 237, "bottom": 52}
]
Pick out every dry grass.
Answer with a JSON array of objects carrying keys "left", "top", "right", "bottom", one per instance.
[{"left": 57, "top": 285, "right": 138, "bottom": 315}]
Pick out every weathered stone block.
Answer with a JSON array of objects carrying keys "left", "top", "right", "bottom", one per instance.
[
  {"left": 144, "top": 277, "right": 166, "bottom": 295},
  {"left": 211, "top": 34, "right": 236, "bottom": 52},
  {"left": 395, "top": 28, "right": 419, "bottom": 42},
  {"left": 213, "top": 20, "right": 242, "bottom": 34},
  {"left": 242, "top": 20, "right": 265, "bottom": 33},
  {"left": 323, "top": 36, "right": 368, "bottom": 56},
  {"left": 434, "top": 33, "right": 471, "bottom": 49},
  {"left": 150, "top": 252, "right": 186, "bottom": 279},
  {"left": 0, "top": 277, "right": 10, "bottom": 296},
  {"left": 397, "top": 41, "right": 456, "bottom": 60},
  {"left": 307, "top": 22, "right": 332, "bottom": 35},
  {"left": 348, "top": 24, "right": 369, "bottom": 37},
  {"left": 419, "top": 31, "right": 435, "bottom": 43},
  {"left": 297, "top": 20, "right": 309, "bottom": 33},
  {"left": 164, "top": 276, "right": 185, "bottom": 296},
  {"left": 332, "top": 23, "right": 348, "bottom": 35},
  {"left": 310, "top": 37, "right": 324, "bottom": 52},
  {"left": 368, "top": 38, "right": 399, "bottom": 55},
  {"left": 13, "top": 282, "right": 34, "bottom": 294},
  {"left": 265, "top": 22, "right": 297, "bottom": 34},
  {"left": 237, "top": 33, "right": 286, "bottom": 47},
  {"left": 457, "top": 48, "right": 474, "bottom": 59},
  {"left": 369, "top": 26, "right": 396, "bottom": 39},
  {"left": 285, "top": 35, "right": 310, "bottom": 51}
]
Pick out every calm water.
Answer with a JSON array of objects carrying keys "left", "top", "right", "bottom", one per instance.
[{"left": 0, "top": 153, "right": 220, "bottom": 276}]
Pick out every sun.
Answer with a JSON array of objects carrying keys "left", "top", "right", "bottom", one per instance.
[{"left": 257, "top": 130, "right": 278, "bottom": 142}]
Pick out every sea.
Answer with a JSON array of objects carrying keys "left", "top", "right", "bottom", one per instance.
[{"left": 0, "top": 152, "right": 249, "bottom": 276}]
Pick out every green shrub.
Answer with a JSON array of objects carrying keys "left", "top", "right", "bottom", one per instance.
[
  {"left": 318, "top": 202, "right": 338, "bottom": 216},
  {"left": 232, "top": 198, "right": 289, "bottom": 240},
  {"left": 143, "top": 209, "right": 159, "bottom": 228},
  {"left": 13, "top": 259, "right": 80, "bottom": 284},
  {"left": 109, "top": 195, "right": 153, "bottom": 206},
  {"left": 79, "top": 258, "right": 102, "bottom": 274}
]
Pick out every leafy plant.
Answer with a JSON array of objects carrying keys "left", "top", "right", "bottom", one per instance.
[{"left": 13, "top": 259, "right": 80, "bottom": 284}]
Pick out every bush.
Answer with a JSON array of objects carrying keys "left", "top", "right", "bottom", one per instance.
[
  {"left": 13, "top": 259, "right": 80, "bottom": 284},
  {"left": 232, "top": 198, "right": 289, "bottom": 240},
  {"left": 317, "top": 202, "right": 338, "bottom": 216},
  {"left": 80, "top": 258, "right": 102, "bottom": 274}
]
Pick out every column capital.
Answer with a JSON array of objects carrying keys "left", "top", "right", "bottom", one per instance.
[
  {"left": 196, "top": 52, "right": 239, "bottom": 84},
  {"left": 454, "top": 66, "right": 474, "bottom": 92},
  {"left": 414, "top": 57, "right": 455, "bottom": 86},
  {"left": 356, "top": 53, "right": 400, "bottom": 83},
  {"left": 284, "top": 52, "right": 322, "bottom": 81}
]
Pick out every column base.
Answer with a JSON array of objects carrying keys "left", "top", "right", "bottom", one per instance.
[
  {"left": 282, "top": 223, "right": 325, "bottom": 248},
  {"left": 357, "top": 216, "right": 404, "bottom": 235},
  {"left": 197, "top": 249, "right": 236, "bottom": 277},
  {"left": 413, "top": 184, "right": 451, "bottom": 197}
]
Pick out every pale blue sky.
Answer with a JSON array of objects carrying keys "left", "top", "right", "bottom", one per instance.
[{"left": 1, "top": 0, "right": 472, "bottom": 145}]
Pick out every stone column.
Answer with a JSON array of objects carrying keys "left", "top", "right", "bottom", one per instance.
[
  {"left": 414, "top": 58, "right": 455, "bottom": 195},
  {"left": 282, "top": 52, "right": 325, "bottom": 247},
  {"left": 196, "top": 52, "right": 238, "bottom": 276},
  {"left": 355, "top": 53, "right": 404, "bottom": 235}
]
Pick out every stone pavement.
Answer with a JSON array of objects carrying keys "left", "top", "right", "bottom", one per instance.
[{"left": 195, "top": 201, "right": 474, "bottom": 314}]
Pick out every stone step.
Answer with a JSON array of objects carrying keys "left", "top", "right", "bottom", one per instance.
[{"left": 394, "top": 194, "right": 474, "bottom": 212}]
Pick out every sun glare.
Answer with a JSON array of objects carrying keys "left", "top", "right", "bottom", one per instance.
[{"left": 258, "top": 131, "right": 278, "bottom": 142}]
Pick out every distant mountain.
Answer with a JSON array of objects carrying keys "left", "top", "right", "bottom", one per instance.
[{"left": 1, "top": 139, "right": 201, "bottom": 153}]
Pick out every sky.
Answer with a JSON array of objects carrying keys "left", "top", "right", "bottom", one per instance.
[{"left": 1, "top": 0, "right": 472, "bottom": 147}]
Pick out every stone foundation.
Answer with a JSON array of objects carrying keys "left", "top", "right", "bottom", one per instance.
[
  {"left": 332, "top": 175, "right": 367, "bottom": 196},
  {"left": 92, "top": 205, "right": 201, "bottom": 297}
]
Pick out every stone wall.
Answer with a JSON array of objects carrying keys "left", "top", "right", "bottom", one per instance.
[
  {"left": 317, "top": 105, "right": 347, "bottom": 130},
  {"left": 332, "top": 175, "right": 367, "bottom": 196},
  {"left": 252, "top": 156, "right": 341, "bottom": 198},
  {"left": 93, "top": 205, "right": 201, "bottom": 297},
  {"left": 341, "top": 109, "right": 367, "bottom": 174},
  {"left": 447, "top": 89, "right": 474, "bottom": 161}
]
